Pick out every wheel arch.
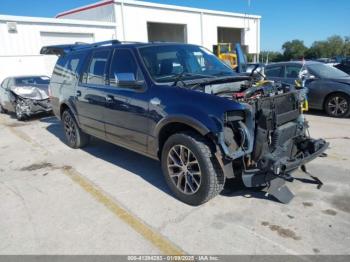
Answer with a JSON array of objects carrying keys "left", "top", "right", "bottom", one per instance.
[
  {"left": 323, "top": 91, "right": 350, "bottom": 110},
  {"left": 59, "top": 101, "right": 78, "bottom": 121},
  {"left": 155, "top": 116, "right": 218, "bottom": 159}
]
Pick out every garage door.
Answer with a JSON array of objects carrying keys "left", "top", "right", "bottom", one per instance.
[
  {"left": 40, "top": 32, "right": 95, "bottom": 75},
  {"left": 147, "top": 22, "right": 187, "bottom": 43},
  {"left": 40, "top": 32, "right": 95, "bottom": 46}
]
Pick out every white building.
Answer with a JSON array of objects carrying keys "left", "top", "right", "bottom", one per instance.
[
  {"left": 0, "top": 0, "right": 261, "bottom": 82},
  {"left": 0, "top": 15, "right": 116, "bottom": 82}
]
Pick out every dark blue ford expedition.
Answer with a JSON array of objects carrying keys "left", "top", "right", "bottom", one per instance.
[{"left": 41, "top": 40, "right": 328, "bottom": 205}]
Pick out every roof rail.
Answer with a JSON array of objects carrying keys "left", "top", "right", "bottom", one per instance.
[{"left": 91, "top": 39, "right": 121, "bottom": 47}]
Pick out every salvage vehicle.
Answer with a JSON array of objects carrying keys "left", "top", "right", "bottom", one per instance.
[
  {"left": 40, "top": 40, "right": 328, "bottom": 205},
  {"left": 265, "top": 61, "right": 350, "bottom": 117},
  {"left": 0, "top": 76, "right": 52, "bottom": 120}
]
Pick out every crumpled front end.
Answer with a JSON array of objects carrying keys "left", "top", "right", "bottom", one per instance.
[
  {"left": 10, "top": 85, "right": 52, "bottom": 117},
  {"left": 217, "top": 90, "right": 328, "bottom": 204}
]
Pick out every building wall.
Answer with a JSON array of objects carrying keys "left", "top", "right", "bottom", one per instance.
[
  {"left": 0, "top": 15, "right": 116, "bottom": 82},
  {"left": 57, "top": 0, "right": 261, "bottom": 55},
  {"left": 56, "top": 1, "right": 115, "bottom": 22}
]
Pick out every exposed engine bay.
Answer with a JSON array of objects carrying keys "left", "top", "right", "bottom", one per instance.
[{"left": 192, "top": 76, "right": 329, "bottom": 203}]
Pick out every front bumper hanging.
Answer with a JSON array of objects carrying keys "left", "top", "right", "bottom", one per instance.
[{"left": 242, "top": 138, "right": 329, "bottom": 204}]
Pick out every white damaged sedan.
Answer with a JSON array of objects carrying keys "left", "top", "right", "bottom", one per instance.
[{"left": 0, "top": 76, "right": 52, "bottom": 120}]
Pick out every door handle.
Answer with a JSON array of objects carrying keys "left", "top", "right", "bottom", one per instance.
[{"left": 76, "top": 90, "right": 81, "bottom": 97}]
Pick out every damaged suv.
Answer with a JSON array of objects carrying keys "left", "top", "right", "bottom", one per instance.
[
  {"left": 41, "top": 41, "right": 328, "bottom": 205},
  {"left": 0, "top": 75, "right": 52, "bottom": 120}
]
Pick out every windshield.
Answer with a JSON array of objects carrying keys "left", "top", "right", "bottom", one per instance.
[
  {"left": 308, "top": 63, "right": 349, "bottom": 79},
  {"left": 139, "top": 45, "right": 236, "bottom": 83},
  {"left": 15, "top": 76, "right": 50, "bottom": 85}
]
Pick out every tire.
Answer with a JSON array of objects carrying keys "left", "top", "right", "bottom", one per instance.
[
  {"left": 15, "top": 101, "right": 27, "bottom": 121},
  {"left": 324, "top": 93, "right": 350, "bottom": 118},
  {"left": 161, "top": 132, "right": 225, "bottom": 206},
  {"left": 62, "top": 109, "right": 90, "bottom": 148}
]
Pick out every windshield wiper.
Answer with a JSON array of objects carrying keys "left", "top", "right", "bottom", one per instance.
[{"left": 172, "top": 72, "right": 215, "bottom": 87}]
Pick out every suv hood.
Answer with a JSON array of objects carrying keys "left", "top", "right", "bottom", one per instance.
[{"left": 11, "top": 84, "right": 49, "bottom": 100}]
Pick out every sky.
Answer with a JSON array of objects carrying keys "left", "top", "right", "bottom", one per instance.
[{"left": 0, "top": 0, "right": 349, "bottom": 51}]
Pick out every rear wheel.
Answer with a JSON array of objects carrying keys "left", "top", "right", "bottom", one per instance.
[
  {"left": 62, "top": 109, "right": 90, "bottom": 148},
  {"left": 325, "top": 93, "right": 350, "bottom": 118},
  {"left": 161, "top": 132, "right": 225, "bottom": 206}
]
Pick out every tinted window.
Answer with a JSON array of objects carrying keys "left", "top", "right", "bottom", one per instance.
[
  {"left": 15, "top": 76, "right": 50, "bottom": 85},
  {"left": 285, "top": 65, "right": 302, "bottom": 78},
  {"left": 85, "top": 50, "right": 110, "bottom": 85},
  {"left": 265, "top": 66, "right": 283, "bottom": 78},
  {"left": 109, "top": 49, "right": 143, "bottom": 86},
  {"left": 53, "top": 52, "right": 85, "bottom": 83}
]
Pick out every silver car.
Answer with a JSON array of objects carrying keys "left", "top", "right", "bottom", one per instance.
[{"left": 0, "top": 75, "right": 52, "bottom": 120}]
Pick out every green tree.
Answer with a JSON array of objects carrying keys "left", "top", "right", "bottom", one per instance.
[{"left": 282, "top": 40, "right": 308, "bottom": 60}]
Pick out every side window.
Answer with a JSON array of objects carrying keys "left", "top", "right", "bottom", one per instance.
[
  {"left": 85, "top": 50, "right": 110, "bottom": 85},
  {"left": 265, "top": 66, "right": 283, "bottom": 78},
  {"left": 109, "top": 49, "right": 143, "bottom": 87},
  {"left": 1, "top": 79, "right": 8, "bottom": 90},
  {"left": 8, "top": 79, "right": 15, "bottom": 88},
  {"left": 285, "top": 65, "right": 302, "bottom": 78},
  {"left": 52, "top": 55, "right": 68, "bottom": 83}
]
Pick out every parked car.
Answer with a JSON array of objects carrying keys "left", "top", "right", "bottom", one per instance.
[
  {"left": 41, "top": 41, "right": 328, "bottom": 205},
  {"left": 0, "top": 75, "right": 52, "bottom": 120},
  {"left": 265, "top": 61, "right": 350, "bottom": 117},
  {"left": 334, "top": 58, "right": 350, "bottom": 75}
]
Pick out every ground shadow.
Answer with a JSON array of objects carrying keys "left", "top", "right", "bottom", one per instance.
[{"left": 41, "top": 116, "right": 280, "bottom": 203}]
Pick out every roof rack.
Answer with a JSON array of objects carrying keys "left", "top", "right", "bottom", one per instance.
[
  {"left": 91, "top": 39, "right": 121, "bottom": 47},
  {"left": 40, "top": 39, "right": 143, "bottom": 56}
]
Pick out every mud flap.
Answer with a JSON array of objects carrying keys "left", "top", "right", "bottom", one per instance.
[{"left": 265, "top": 177, "right": 294, "bottom": 204}]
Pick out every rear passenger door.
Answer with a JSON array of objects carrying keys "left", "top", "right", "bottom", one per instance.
[
  {"left": 0, "top": 78, "right": 9, "bottom": 109},
  {"left": 2, "top": 78, "right": 15, "bottom": 112},
  {"left": 103, "top": 48, "right": 150, "bottom": 153},
  {"left": 76, "top": 48, "right": 111, "bottom": 139}
]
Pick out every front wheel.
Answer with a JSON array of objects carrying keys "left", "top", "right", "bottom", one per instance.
[
  {"left": 161, "top": 132, "right": 225, "bottom": 206},
  {"left": 62, "top": 109, "right": 90, "bottom": 148},
  {"left": 325, "top": 93, "right": 350, "bottom": 118},
  {"left": 15, "top": 101, "right": 27, "bottom": 121}
]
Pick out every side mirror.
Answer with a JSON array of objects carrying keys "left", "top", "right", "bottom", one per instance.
[{"left": 114, "top": 73, "right": 144, "bottom": 88}]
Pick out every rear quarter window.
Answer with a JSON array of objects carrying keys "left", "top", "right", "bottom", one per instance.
[{"left": 52, "top": 52, "right": 87, "bottom": 84}]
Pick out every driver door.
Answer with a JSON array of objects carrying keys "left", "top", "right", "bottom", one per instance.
[{"left": 102, "top": 48, "right": 150, "bottom": 154}]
